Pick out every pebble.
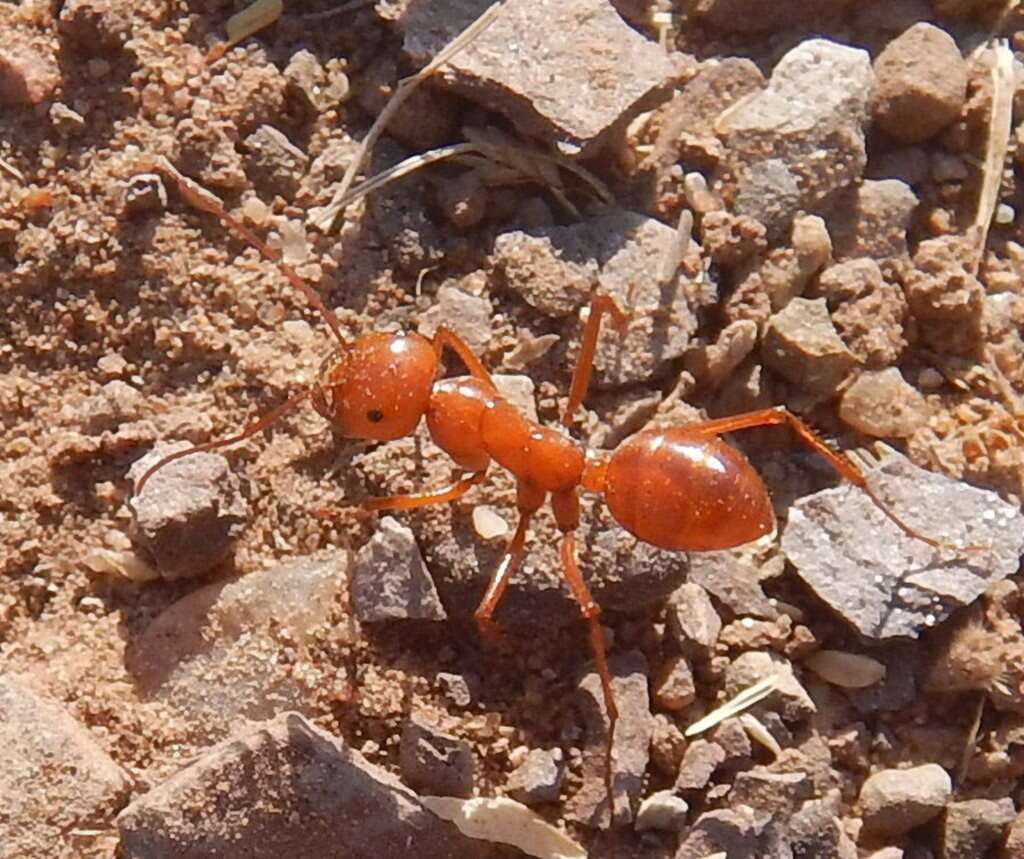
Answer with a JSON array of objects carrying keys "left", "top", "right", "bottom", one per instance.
[
  {"left": 494, "top": 208, "right": 706, "bottom": 386},
  {"left": 400, "top": 713, "right": 475, "bottom": 798},
  {"left": 0, "top": 674, "right": 132, "bottom": 858},
  {"left": 649, "top": 713, "right": 687, "bottom": 776},
  {"left": 653, "top": 654, "right": 696, "bottom": 711},
  {"left": 715, "top": 39, "right": 873, "bottom": 236},
  {"left": 762, "top": 297, "right": 858, "bottom": 397},
  {"left": 782, "top": 451, "right": 1024, "bottom": 640},
  {"left": 284, "top": 49, "right": 349, "bottom": 113},
  {"left": 634, "top": 789, "right": 689, "bottom": 832},
  {"left": 117, "top": 712, "right": 505, "bottom": 859},
  {"left": 505, "top": 747, "right": 565, "bottom": 805},
  {"left": 243, "top": 125, "right": 310, "bottom": 199},
  {"left": 350, "top": 517, "right": 447, "bottom": 622},
  {"left": 436, "top": 671, "right": 479, "bottom": 709},
  {"left": 0, "top": 44, "right": 60, "bottom": 105},
  {"left": 687, "top": 549, "right": 779, "bottom": 620},
  {"left": 675, "top": 739, "right": 726, "bottom": 791},
  {"left": 675, "top": 806, "right": 764, "bottom": 859},
  {"left": 58, "top": 0, "right": 132, "bottom": 52},
  {"left": 567, "top": 650, "right": 653, "bottom": 827},
  {"left": 127, "top": 441, "right": 249, "bottom": 580},
  {"left": 784, "top": 795, "right": 851, "bottom": 859},
  {"left": 666, "top": 582, "right": 722, "bottom": 658},
  {"left": 871, "top": 23, "right": 967, "bottom": 144},
  {"left": 709, "top": 716, "right": 753, "bottom": 763},
  {"left": 418, "top": 287, "right": 494, "bottom": 357},
  {"left": 684, "top": 319, "right": 759, "bottom": 389},
  {"left": 838, "top": 368, "right": 929, "bottom": 438},
  {"left": 125, "top": 552, "right": 352, "bottom": 740},
  {"left": 828, "top": 179, "right": 918, "bottom": 268},
  {"left": 402, "top": 0, "right": 676, "bottom": 157},
  {"left": 858, "top": 763, "right": 951, "bottom": 839},
  {"left": 940, "top": 798, "right": 1016, "bottom": 859},
  {"left": 726, "top": 651, "right": 817, "bottom": 722},
  {"left": 729, "top": 767, "right": 812, "bottom": 815}
]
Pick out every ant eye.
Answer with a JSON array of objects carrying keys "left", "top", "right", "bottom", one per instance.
[{"left": 367, "top": 409, "right": 384, "bottom": 423}]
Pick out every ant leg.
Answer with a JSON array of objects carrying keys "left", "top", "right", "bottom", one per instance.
[
  {"left": 561, "top": 294, "right": 630, "bottom": 431},
  {"left": 134, "top": 386, "right": 315, "bottom": 495},
  {"left": 361, "top": 471, "right": 487, "bottom": 512},
  {"left": 431, "top": 328, "right": 497, "bottom": 390},
  {"left": 687, "top": 406, "right": 954, "bottom": 550}
]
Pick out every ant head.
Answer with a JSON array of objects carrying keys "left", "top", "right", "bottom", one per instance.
[{"left": 313, "top": 331, "right": 439, "bottom": 441}]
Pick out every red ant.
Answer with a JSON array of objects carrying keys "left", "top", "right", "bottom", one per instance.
[{"left": 135, "top": 169, "right": 961, "bottom": 836}]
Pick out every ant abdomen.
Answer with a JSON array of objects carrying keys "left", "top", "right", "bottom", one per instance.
[{"left": 602, "top": 427, "right": 775, "bottom": 552}]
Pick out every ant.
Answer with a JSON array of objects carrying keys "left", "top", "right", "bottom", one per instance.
[{"left": 134, "top": 167, "right": 962, "bottom": 838}]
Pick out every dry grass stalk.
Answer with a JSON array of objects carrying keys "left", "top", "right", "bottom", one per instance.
[
  {"left": 685, "top": 674, "right": 778, "bottom": 737},
  {"left": 308, "top": 2, "right": 505, "bottom": 233},
  {"left": 206, "top": 0, "right": 283, "bottom": 63},
  {"left": 0, "top": 153, "right": 24, "bottom": 182}
]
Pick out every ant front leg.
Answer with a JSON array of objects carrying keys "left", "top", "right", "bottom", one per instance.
[
  {"left": 431, "top": 327, "right": 498, "bottom": 391},
  {"left": 562, "top": 294, "right": 630, "bottom": 431}
]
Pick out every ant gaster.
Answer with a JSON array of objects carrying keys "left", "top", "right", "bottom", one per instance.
[{"left": 136, "top": 171, "right": 958, "bottom": 833}]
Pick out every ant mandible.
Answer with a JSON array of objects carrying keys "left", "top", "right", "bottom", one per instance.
[{"left": 135, "top": 169, "right": 954, "bottom": 833}]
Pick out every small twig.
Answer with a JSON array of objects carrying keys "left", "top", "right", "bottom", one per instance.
[
  {"left": 309, "top": 2, "right": 504, "bottom": 233},
  {"left": 0, "top": 154, "right": 24, "bottom": 182}
]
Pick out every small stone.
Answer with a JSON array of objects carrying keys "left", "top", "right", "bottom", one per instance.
[
  {"left": 675, "top": 807, "right": 764, "bottom": 859},
  {"left": 762, "top": 297, "right": 858, "bottom": 397},
  {"left": 58, "top": 0, "right": 132, "bottom": 52},
  {"left": 634, "top": 789, "right": 689, "bottom": 832},
  {"left": 0, "top": 674, "right": 131, "bottom": 858},
  {"left": 244, "top": 125, "right": 310, "bottom": 199},
  {"left": 436, "top": 671, "right": 479, "bottom": 709},
  {"left": 729, "top": 767, "right": 812, "bottom": 814},
  {"left": 0, "top": 44, "right": 61, "bottom": 105},
  {"left": 872, "top": 23, "right": 967, "bottom": 144},
  {"left": 117, "top": 713, "right": 503, "bottom": 859},
  {"left": 726, "top": 651, "right": 817, "bottom": 722},
  {"left": 568, "top": 650, "right": 653, "bottom": 826},
  {"left": 505, "top": 747, "right": 565, "bottom": 805},
  {"left": 828, "top": 179, "right": 918, "bottom": 267},
  {"left": 709, "top": 716, "right": 753, "bottom": 762},
  {"left": 684, "top": 319, "right": 759, "bottom": 389},
  {"left": 858, "top": 763, "right": 951, "bottom": 838},
  {"left": 418, "top": 287, "right": 493, "bottom": 357},
  {"left": 785, "top": 795, "right": 848, "bottom": 858},
  {"left": 284, "top": 49, "right": 349, "bottom": 113},
  {"left": 715, "top": 39, "right": 873, "bottom": 236},
  {"left": 687, "top": 550, "right": 778, "bottom": 620},
  {"left": 78, "top": 380, "right": 145, "bottom": 434},
  {"left": 653, "top": 654, "right": 696, "bottom": 711},
  {"left": 403, "top": 0, "right": 676, "bottom": 157},
  {"left": 782, "top": 451, "right": 1024, "bottom": 640},
  {"left": 350, "top": 517, "right": 447, "bottom": 622},
  {"left": 50, "top": 101, "right": 86, "bottom": 135},
  {"left": 941, "top": 798, "right": 1016, "bottom": 859},
  {"left": 650, "top": 713, "right": 687, "bottom": 776},
  {"left": 666, "top": 582, "right": 722, "bottom": 657},
  {"left": 838, "top": 368, "right": 928, "bottom": 438},
  {"left": 125, "top": 552, "right": 351, "bottom": 740},
  {"left": 904, "top": 235, "right": 985, "bottom": 354},
  {"left": 699, "top": 211, "right": 768, "bottom": 270},
  {"left": 127, "top": 441, "right": 249, "bottom": 580},
  {"left": 400, "top": 714, "right": 474, "bottom": 798},
  {"left": 675, "top": 739, "right": 726, "bottom": 791},
  {"left": 123, "top": 173, "right": 167, "bottom": 216}
]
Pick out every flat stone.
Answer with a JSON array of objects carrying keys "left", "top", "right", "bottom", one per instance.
[
  {"left": 128, "top": 441, "right": 250, "bottom": 580},
  {"left": 400, "top": 713, "right": 475, "bottom": 798},
  {"left": 715, "top": 39, "right": 873, "bottom": 236},
  {"left": 762, "top": 297, "right": 858, "bottom": 397},
  {"left": 402, "top": 0, "right": 676, "bottom": 157},
  {"left": 666, "top": 582, "right": 722, "bottom": 657},
  {"left": 872, "top": 23, "right": 967, "bottom": 144},
  {"left": 941, "top": 798, "right": 1016, "bottom": 859},
  {"left": 567, "top": 650, "right": 653, "bottom": 827},
  {"left": 0, "top": 674, "right": 132, "bottom": 858},
  {"left": 634, "top": 789, "right": 689, "bottom": 832},
  {"left": 493, "top": 209, "right": 706, "bottom": 386},
  {"left": 675, "top": 739, "right": 726, "bottom": 791},
  {"left": 838, "top": 368, "right": 928, "bottom": 438},
  {"left": 687, "top": 550, "right": 779, "bottom": 620},
  {"left": 125, "top": 552, "right": 352, "bottom": 740},
  {"left": 858, "top": 763, "right": 951, "bottom": 839},
  {"left": 505, "top": 747, "right": 565, "bottom": 805},
  {"left": 730, "top": 767, "right": 812, "bottom": 815},
  {"left": 782, "top": 451, "right": 1024, "bottom": 640},
  {"left": 116, "top": 713, "right": 510, "bottom": 859},
  {"left": 351, "top": 517, "right": 447, "bottom": 622}
]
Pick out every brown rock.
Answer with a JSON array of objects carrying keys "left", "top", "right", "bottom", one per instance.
[
  {"left": 653, "top": 654, "right": 696, "bottom": 711},
  {"left": 858, "top": 764, "right": 951, "bottom": 839},
  {"left": 666, "top": 582, "right": 722, "bottom": 658},
  {"left": 904, "top": 235, "right": 985, "bottom": 354},
  {"left": 58, "top": 0, "right": 132, "bottom": 52},
  {"left": 838, "top": 368, "right": 928, "bottom": 438},
  {"left": 675, "top": 739, "right": 726, "bottom": 791},
  {"left": 941, "top": 798, "right": 1016, "bottom": 859},
  {"left": 762, "top": 297, "right": 858, "bottom": 396},
  {"left": 0, "top": 44, "right": 60, "bottom": 105},
  {"left": 872, "top": 23, "right": 967, "bottom": 144},
  {"left": 828, "top": 179, "right": 918, "bottom": 269}
]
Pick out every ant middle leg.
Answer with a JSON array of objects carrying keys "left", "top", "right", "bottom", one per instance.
[
  {"left": 561, "top": 294, "right": 631, "bottom": 431},
  {"left": 360, "top": 471, "right": 487, "bottom": 512}
]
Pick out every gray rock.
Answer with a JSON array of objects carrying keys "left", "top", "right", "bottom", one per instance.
[
  {"left": 762, "top": 297, "right": 858, "bottom": 397},
  {"left": 687, "top": 550, "right": 779, "bottom": 620},
  {"left": 436, "top": 671, "right": 479, "bottom": 709},
  {"left": 0, "top": 674, "right": 132, "bottom": 858},
  {"left": 568, "top": 650, "right": 653, "bottom": 827},
  {"left": 505, "top": 748, "right": 565, "bottom": 805},
  {"left": 402, "top": 0, "right": 676, "bottom": 157},
  {"left": 128, "top": 441, "right": 250, "bottom": 580},
  {"left": 634, "top": 789, "right": 689, "bottom": 832},
  {"left": 782, "top": 452, "right": 1024, "bottom": 640},
  {"left": 351, "top": 517, "right": 447, "bottom": 622},
  {"left": 400, "top": 714, "right": 475, "bottom": 798},
  {"left": 715, "top": 39, "right": 873, "bottom": 236},
  {"left": 418, "top": 287, "right": 493, "bottom": 357},
  {"left": 726, "top": 651, "right": 816, "bottom": 722},
  {"left": 859, "top": 763, "right": 951, "bottom": 839},
  {"left": 493, "top": 209, "right": 706, "bottom": 386},
  {"left": 675, "top": 807, "right": 765, "bottom": 859},
  {"left": 838, "top": 368, "right": 928, "bottom": 439},
  {"left": 941, "top": 798, "right": 1016, "bottom": 859},
  {"left": 117, "top": 712, "right": 510, "bottom": 859},
  {"left": 666, "top": 583, "right": 722, "bottom": 657},
  {"left": 244, "top": 125, "right": 310, "bottom": 199},
  {"left": 730, "top": 767, "right": 812, "bottom": 814},
  {"left": 126, "top": 552, "right": 352, "bottom": 740},
  {"left": 709, "top": 717, "right": 753, "bottom": 763},
  {"left": 675, "top": 739, "right": 726, "bottom": 791},
  {"left": 785, "top": 795, "right": 847, "bottom": 858}
]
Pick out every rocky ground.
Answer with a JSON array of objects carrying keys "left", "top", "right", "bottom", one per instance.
[{"left": 2, "top": 0, "right": 1024, "bottom": 857}]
